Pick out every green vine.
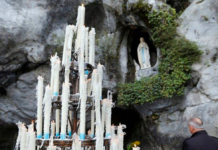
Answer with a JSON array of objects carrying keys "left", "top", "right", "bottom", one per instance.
[{"left": 118, "top": 1, "right": 202, "bottom": 105}]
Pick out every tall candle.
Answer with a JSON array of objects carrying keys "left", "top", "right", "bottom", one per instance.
[
  {"left": 75, "top": 5, "right": 85, "bottom": 53},
  {"left": 89, "top": 28, "right": 96, "bottom": 66},
  {"left": 15, "top": 122, "right": 23, "bottom": 150},
  {"left": 111, "top": 125, "right": 115, "bottom": 138},
  {"left": 85, "top": 27, "right": 89, "bottom": 62},
  {"left": 51, "top": 120, "right": 55, "bottom": 137},
  {"left": 64, "top": 50, "right": 71, "bottom": 85},
  {"left": 118, "top": 133, "right": 124, "bottom": 150},
  {"left": 97, "top": 63, "right": 103, "bottom": 99},
  {"left": 53, "top": 59, "right": 61, "bottom": 96},
  {"left": 91, "top": 108, "right": 95, "bottom": 138},
  {"left": 56, "top": 109, "right": 60, "bottom": 136},
  {"left": 20, "top": 124, "right": 26, "bottom": 150},
  {"left": 106, "top": 98, "right": 112, "bottom": 138},
  {"left": 50, "top": 53, "right": 58, "bottom": 93},
  {"left": 36, "top": 76, "right": 44, "bottom": 139},
  {"left": 60, "top": 83, "right": 70, "bottom": 139},
  {"left": 43, "top": 85, "right": 52, "bottom": 139},
  {"left": 28, "top": 131, "right": 36, "bottom": 150},
  {"left": 79, "top": 81, "right": 87, "bottom": 140},
  {"left": 62, "top": 25, "right": 70, "bottom": 65}
]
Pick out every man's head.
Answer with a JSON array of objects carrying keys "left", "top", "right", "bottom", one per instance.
[{"left": 188, "top": 117, "right": 204, "bottom": 134}]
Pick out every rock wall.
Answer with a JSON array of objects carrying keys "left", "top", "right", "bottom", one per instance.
[{"left": 0, "top": 0, "right": 218, "bottom": 149}]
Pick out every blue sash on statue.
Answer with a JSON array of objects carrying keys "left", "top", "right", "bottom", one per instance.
[{"left": 141, "top": 47, "right": 146, "bottom": 64}]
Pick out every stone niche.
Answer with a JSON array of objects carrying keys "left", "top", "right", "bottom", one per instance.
[{"left": 128, "top": 26, "right": 160, "bottom": 80}]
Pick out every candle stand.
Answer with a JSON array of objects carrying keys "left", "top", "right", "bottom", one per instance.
[{"left": 35, "top": 60, "right": 111, "bottom": 150}]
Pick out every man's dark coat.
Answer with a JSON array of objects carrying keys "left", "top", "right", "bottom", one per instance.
[{"left": 183, "top": 130, "right": 218, "bottom": 150}]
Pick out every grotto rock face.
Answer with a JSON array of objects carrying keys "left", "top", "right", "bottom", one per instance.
[{"left": 0, "top": 0, "right": 218, "bottom": 149}]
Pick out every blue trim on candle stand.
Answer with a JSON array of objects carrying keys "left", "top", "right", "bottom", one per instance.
[
  {"left": 106, "top": 133, "right": 111, "bottom": 138},
  {"left": 44, "top": 133, "right": 49, "bottom": 139},
  {"left": 36, "top": 135, "right": 42, "bottom": 139},
  {"left": 68, "top": 131, "right": 72, "bottom": 137},
  {"left": 85, "top": 70, "right": 89, "bottom": 75},
  {"left": 90, "top": 134, "right": 94, "bottom": 138},
  {"left": 60, "top": 134, "right": 66, "bottom": 139},
  {"left": 56, "top": 133, "right": 59, "bottom": 137},
  {"left": 54, "top": 92, "right": 58, "bottom": 96},
  {"left": 79, "top": 133, "right": 85, "bottom": 140}
]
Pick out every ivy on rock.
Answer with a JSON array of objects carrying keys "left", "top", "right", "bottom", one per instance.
[{"left": 118, "top": 1, "right": 202, "bottom": 105}]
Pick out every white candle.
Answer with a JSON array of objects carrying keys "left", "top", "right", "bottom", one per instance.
[
  {"left": 49, "top": 138, "right": 57, "bottom": 150},
  {"left": 106, "top": 99, "right": 112, "bottom": 138},
  {"left": 28, "top": 131, "right": 36, "bottom": 150},
  {"left": 91, "top": 109, "right": 95, "bottom": 138},
  {"left": 89, "top": 28, "right": 96, "bottom": 66},
  {"left": 56, "top": 109, "right": 60, "bottom": 136},
  {"left": 50, "top": 54, "right": 58, "bottom": 93},
  {"left": 97, "top": 63, "right": 103, "bottom": 99},
  {"left": 110, "top": 136, "right": 119, "bottom": 150},
  {"left": 111, "top": 125, "right": 115, "bottom": 138},
  {"left": 20, "top": 124, "right": 26, "bottom": 150},
  {"left": 64, "top": 50, "right": 71, "bottom": 85},
  {"left": 36, "top": 76, "right": 44, "bottom": 139},
  {"left": 118, "top": 133, "right": 124, "bottom": 150},
  {"left": 132, "top": 144, "right": 140, "bottom": 150},
  {"left": 62, "top": 25, "right": 70, "bottom": 65},
  {"left": 51, "top": 120, "right": 55, "bottom": 137},
  {"left": 43, "top": 85, "right": 52, "bottom": 139},
  {"left": 85, "top": 27, "right": 89, "bottom": 62},
  {"left": 60, "top": 83, "right": 70, "bottom": 139},
  {"left": 15, "top": 122, "right": 23, "bottom": 150},
  {"left": 79, "top": 81, "right": 87, "bottom": 140},
  {"left": 68, "top": 110, "right": 72, "bottom": 137},
  {"left": 75, "top": 5, "right": 85, "bottom": 53},
  {"left": 53, "top": 59, "right": 61, "bottom": 96}
]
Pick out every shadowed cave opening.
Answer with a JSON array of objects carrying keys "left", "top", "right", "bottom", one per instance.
[
  {"left": 111, "top": 107, "right": 145, "bottom": 149},
  {"left": 129, "top": 27, "right": 157, "bottom": 68}
]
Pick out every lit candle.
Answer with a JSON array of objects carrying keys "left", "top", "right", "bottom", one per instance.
[
  {"left": 60, "top": 83, "right": 70, "bottom": 139},
  {"left": 53, "top": 59, "right": 61, "bottom": 96},
  {"left": 43, "top": 85, "right": 52, "bottom": 139},
  {"left": 56, "top": 109, "right": 60, "bottom": 137},
  {"left": 132, "top": 144, "right": 140, "bottom": 150},
  {"left": 79, "top": 81, "right": 87, "bottom": 140},
  {"left": 20, "top": 124, "right": 27, "bottom": 150},
  {"left": 51, "top": 120, "right": 55, "bottom": 137},
  {"left": 89, "top": 28, "right": 96, "bottom": 66},
  {"left": 85, "top": 27, "right": 89, "bottom": 62},
  {"left": 36, "top": 76, "right": 44, "bottom": 139},
  {"left": 75, "top": 4, "right": 85, "bottom": 53}
]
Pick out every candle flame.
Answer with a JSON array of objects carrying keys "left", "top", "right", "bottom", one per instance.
[
  {"left": 82, "top": 4, "right": 84, "bottom": 7},
  {"left": 134, "top": 144, "right": 136, "bottom": 147},
  {"left": 52, "top": 120, "right": 55, "bottom": 123}
]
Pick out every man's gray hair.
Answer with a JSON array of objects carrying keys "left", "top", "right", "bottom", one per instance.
[{"left": 188, "top": 117, "right": 204, "bottom": 129}]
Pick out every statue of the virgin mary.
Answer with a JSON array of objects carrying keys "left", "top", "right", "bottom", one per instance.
[{"left": 137, "top": 37, "right": 151, "bottom": 69}]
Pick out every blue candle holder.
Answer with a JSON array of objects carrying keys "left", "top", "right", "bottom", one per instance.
[{"left": 79, "top": 133, "right": 85, "bottom": 140}]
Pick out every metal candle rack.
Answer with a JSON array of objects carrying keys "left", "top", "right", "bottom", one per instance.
[{"left": 36, "top": 54, "right": 110, "bottom": 150}]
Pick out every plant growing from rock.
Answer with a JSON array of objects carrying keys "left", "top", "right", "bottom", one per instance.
[{"left": 118, "top": 1, "right": 202, "bottom": 105}]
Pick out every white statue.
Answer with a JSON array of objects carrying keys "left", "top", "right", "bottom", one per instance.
[{"left": 137, "top": 37, "right": 151, "bottom": 69}]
